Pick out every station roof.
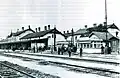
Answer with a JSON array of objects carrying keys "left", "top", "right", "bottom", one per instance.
[
  {"left": 20, "top": 28, "right": 65, "bottom": 39},
  {"left": 89, "top": 31, "right": 117, "bottom": 40},
  {"left": 7, "top": 28, "right": 35, "bottom": 38},
  {"left": 64, "top": 29, "right": 88, "bottom": 37},
  {"left": 75, "top": 29, "right": 88, "bottom": 35},
  {"left": 108, "top": 23, "right": 119, "bottom": 30}
]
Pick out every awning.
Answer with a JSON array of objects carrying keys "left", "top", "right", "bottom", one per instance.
[
  {"left": 0, "top": 38, "right": 48, "bottom": 45},
  {"left": 77, "top": 41, "right": 91, "bottom": 43}
]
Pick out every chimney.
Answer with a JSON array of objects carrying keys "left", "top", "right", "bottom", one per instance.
[
  {"left": 28, "top": 25, "right": 31, "bottom": 29},
  {"left": 93, "top": 23, "right": 97, "bottom": 27},
  {"left": 67, "top": 30, "right": 69, "bottom": 33},
  {"left": 22, "top": 27, "right": 24, "bottom": 31},
  {"left": 35, "top": 28, "right": 37, "bottom": 32},
  {"left": 44, "top": 26, "right": 47, "bottom": 30},
  {"left": 38, "top": 27, "right": 40, "bottom": 32},
  {"left": 85, "top": 25, "right": 87, "bottom": 28},
  {"left": 63, "top": 31, "right": 65, "bottom": 34},
  {"left": 17, "top": 29, "right": 19, "bottom": 32},
  {"left": 48, "top": 25, "right": 50, "bottom": 30}
]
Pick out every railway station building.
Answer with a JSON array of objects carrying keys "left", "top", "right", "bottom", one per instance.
[
  {"left": 64, "top": 23, "right": 120, "bottom": 53},
  {"left": 0, "top": 25, "right": 66, "bottom": 52}
]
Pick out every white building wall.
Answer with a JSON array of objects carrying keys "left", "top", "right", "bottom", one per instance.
[
  {"left": 40, "top": 34, "right": 66, "bottom": 46},
  {"left": 30, "top": 33, "right": 66, "bottom": 49},
  {"left": 66, "top": 36, "right": 71, "bottom": 41},
  {"left": 90, "top": 35, "right": 99, "bottom": 40},
  {"left": 66, "top": 35, "right": 78, "bottom": 45},
  {"left": 7, "top": 36, "right": 16, "bottom": 42},
  {"left": 108, "top": 28, "right": 119, "bottom": 37},
  {"left": 78, "top": 37, "right": 89, "bottom": 41},
  {"left": 5, "top": 30, "right": 34, "bottom": 42},
  {"left": 17, "top": 30, "right": 34, "bottom": 41},
  {"left": 108, "top": 28, "right": 120, "bottom": 52},
  {"left": 76, "top": 34, "right": 106, "bottom": 53}
]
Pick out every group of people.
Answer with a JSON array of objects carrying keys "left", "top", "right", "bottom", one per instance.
[
  {"left": 56, "top": 44, "right": 112, "bottom": 57},
  {"left": 57, "top": 44, "right": 72, "bottom": 57},
  {"left": 57, "top": 44, "right": 69, "bottom": 56},
  {"left": 57, "top": 44, "right": 82, "bottom": 57},
  {"left": 101, "top": 44, "right": 112, "bottom": 54},
  {"left": 28, "top": 46, "right": 46, "bottom": 53}
]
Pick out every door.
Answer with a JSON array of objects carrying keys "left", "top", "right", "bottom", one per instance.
[{"left": 111, "top": 40, "right": 118, "bottom": 52}]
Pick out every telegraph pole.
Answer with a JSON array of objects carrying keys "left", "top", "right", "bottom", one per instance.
[
  {"left": 105, "top": 0, "right": 108, "bottom": 46},
  {"left": 54, "top": 25, "right": 56, "bottom": 51},
  {"left": 71, "top": 28, "right": 74, "bottom": 46}
]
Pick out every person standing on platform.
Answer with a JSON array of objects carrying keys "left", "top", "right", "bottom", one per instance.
[
  {"left": 58, "top": 46, "right": 61, "bottom": 55},
  {"left": 33, "top": 46, "right": 35, "bottom": 53},
  {"left": 104, "top": 45, "right": 108, "bottom": 54},
  {"left": 39, "top": 46, "right": 42, "bottom": 54},
  {"left": 23, "top": 46, "right": 25, "bottom": 52},
  {"left": 80, "top": 47, "right": 83, "bottom": 57},
  {"left": 68, "top": 46, "right": 71, "bottom": 57},
  {"left": 51, "top": 45, "right": 53, "bottom": 54},
  {"left": 61, "top": 44, "right": 65, "bottom": 55},
  {"left": 101, "top": 44, "right": 104, "bottom": 54},
  {"left": 108, "top": 46, "right": 111, "bottom": 54}
]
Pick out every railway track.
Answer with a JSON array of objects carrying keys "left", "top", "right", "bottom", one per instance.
[
  {"left": 16, "top": 52, "right": 120, "bottom": 65},
  {"left": 0, "top": 53, "right": 119, "bottom": 77},
  {"left": 0, "top": 61, "right": 60, "bottom": 78},
  {"left": 48, "top": 61, "right": 119, "bottom": 77},
  {"left": 0, "top": 61, "right": 36, "bottom": 78}
]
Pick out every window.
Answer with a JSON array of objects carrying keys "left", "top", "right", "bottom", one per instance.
[
  {"left": 52, "top": 34, "right": 54, "bottom": 38},
  {"left": 98, "top": 44, "right": 101, "bottom": 48},
  {"left": 90, "top": 44, "right": 92, "bottom": 48},
  {"left": 96, "top": 44, "right": 100, "bottom": 48},
  {"left": 112, "top": 41, "right": 116, "bottom": 45},
  {"left": 84, "top": 44, "right": 86, "bottom": 48},
  {"left": 87, "top": 44, "right": 89, "bottom": 48},
  {"left": 75, "top": 36, "right": 77, "bottom": 40}
]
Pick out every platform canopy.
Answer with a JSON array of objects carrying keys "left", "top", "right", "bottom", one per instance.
[{"left": 0, "top": 38, "right": 48, "bottom": 44}]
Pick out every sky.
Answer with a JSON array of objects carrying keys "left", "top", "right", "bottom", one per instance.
[{"left": 0, "top": 0, "right": 120, "bottom": 38}]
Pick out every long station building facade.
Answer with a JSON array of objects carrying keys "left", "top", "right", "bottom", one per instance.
[
  {"left": 0, "top": 25, "right": 66, "bottom": 52},
  {"left": 0, "top": 23, "right": 120, "bottom": 54}
]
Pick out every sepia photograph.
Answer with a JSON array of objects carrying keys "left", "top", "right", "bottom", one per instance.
[{"left": 0, "top": 0, "right": 119, "bottom": 78}]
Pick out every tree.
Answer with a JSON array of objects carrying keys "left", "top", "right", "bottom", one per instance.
[{"left": 87, "top": 24, "right": 107, "bottom": 32}]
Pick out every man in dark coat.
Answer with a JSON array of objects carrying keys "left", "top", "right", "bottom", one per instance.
[
  {"left": 68, "top": 46, "right": 71, "bottom": 57},
  {"left": 51, "top": 45, "right": 53, "bottom": 54},
  {"left": 80, "top": 47, "right": 83, "bottom": 57},
  {"left": 108, "top": 47, "right": 111, "bottom": 54},
  {"left": 33, "top": 46, "right": 35, "bottom": 53},
  {"left": 61, "top": 44, "right": 65, "bottom": 55},
  {"left": 101, "top": 44, "right": 104, "bottom": 54},
  {"left": 58, "top": 46, "right": 61, "bottom": 55}
]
